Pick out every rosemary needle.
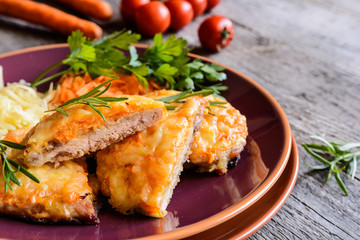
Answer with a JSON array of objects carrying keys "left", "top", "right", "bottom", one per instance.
[
  {"left": 302, "top": 136, "right": 360, "bottom": 195},
  {"left": 156, "top": 90, "right": 228, "bottom": 112},
  {"left": 46, "top": 79, "right": 128, "bottom": 122},
  {"left": 0, "top": 140, "right": 40, "bottom": 194}
]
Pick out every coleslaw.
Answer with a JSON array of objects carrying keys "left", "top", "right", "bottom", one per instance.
[{"left": 0, "top": 66, "right": 48, "bottom": 136}]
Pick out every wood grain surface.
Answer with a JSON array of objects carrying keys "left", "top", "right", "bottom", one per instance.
[{"left": 0, "top": 0, "right": 359, "bottom": 239}]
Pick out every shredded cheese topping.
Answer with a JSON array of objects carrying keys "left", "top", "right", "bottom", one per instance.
[{"left": 0, "top": 66, "right": 48, "bottom": 136}]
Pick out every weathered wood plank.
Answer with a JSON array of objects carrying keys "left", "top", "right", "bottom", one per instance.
[
  {"left": 217, "top": 0, "right": 360, "bottom": 73},
  {"left": 0, "top": 0, "right": 359, "bottom": 239}
]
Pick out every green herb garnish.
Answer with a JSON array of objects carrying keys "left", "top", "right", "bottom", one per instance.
[
  {"left": 32, "top": 31, "right": 228, "bottom": 94},
  {"left": 0, "top": 140, "right": 40, "bottom": 194},
  {"left": 156, "top": 90, "right": 227, "bottom": 111},
  {"left": 157, "top": 89, "right": 214, "bottom": 103},
  {"left": 302, "top": 136, "right": 360, "bottom": 195},
  {"left": 140, "top": 34, "right": 227, "bottom": 93},
  {"left": 46, "top": 79, "right": 128, "bottom": 122},
  {"left": 31, "top": 30, "right": 141, "bottom": 87}
]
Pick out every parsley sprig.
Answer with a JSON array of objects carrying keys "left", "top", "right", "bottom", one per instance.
[
  {"left": 46, "top": 79, "right": 128, "bottom": 122},
  {"left": 31, "top": 31, "right": 228, "bottom": 94},
  {"left": 0, "top": 140, "right": 40, "bottom": 194},
  {"left": 303, "top": 136, "right": 360, "bottom": 195},
  {"left": 139, "top": 34, "right": 227, "bottom": 93},
  {"left": 31, "top": 30, "right": 142, "bottom": 87}
]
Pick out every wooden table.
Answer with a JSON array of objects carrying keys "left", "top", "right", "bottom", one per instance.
[{"left": 0, "top": 0, "right": 359, "bottom": 239}]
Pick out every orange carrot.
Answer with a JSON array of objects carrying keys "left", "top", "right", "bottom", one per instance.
[
  {"left": 0, "top": 0, "right": 102, "bottom": 39},
  {"left": 49, "top": 72, "right": 164, "bottom": 106},
  {"left": 53, "top": 0, "right": 113, "bottom": 20}
]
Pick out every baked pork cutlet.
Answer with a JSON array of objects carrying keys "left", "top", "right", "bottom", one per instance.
[
  {"left": 189, "top": 94, "right": 248, "bottom": 174},
  {"left": 0, "top": 128, "right": 99, "bottom": 224},
  {"left": 96, "top": 96, "right": 207, "bottom": 218},
  {"left": 146, "top": 90, "right": 248, "bottom": 175},
  {"left": 15, "top": 95, "right": 165, "bottom": 168}
]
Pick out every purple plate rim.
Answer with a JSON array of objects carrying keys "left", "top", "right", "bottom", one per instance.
[{"left": 185, "top": 133, "right": 299, "bottom": 240}]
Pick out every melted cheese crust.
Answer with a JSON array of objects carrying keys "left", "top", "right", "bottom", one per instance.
[
  {"left": 96, "top": 97, "right": 206, "bottom": 218},
  {"left": 0, "top": 130, "right": 98, "bottom": 224},
  {"left": 25, "top": 95, "right": 165, "bottom": 147},
  {"left": 16, "top": 95, "right": 165, "bottom": 167},
  {"left": 190, "top": 95, "right": 248, "bottom": 174},
  {"left": 147, "top": 90, "right": 248, "bottom": 174}
]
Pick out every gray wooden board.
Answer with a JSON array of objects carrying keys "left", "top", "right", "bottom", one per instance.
[{"left": 0, "top": 0, "right": 359, "bottom": 239}]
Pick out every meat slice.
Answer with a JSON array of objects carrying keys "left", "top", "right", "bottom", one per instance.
[
  {"left": 16, "top": 95, "right": 165, "bottom": 168},
  {"left": 188, "top": 95, "right": 248, "bottom": 174},
  {"left": 146, "top": 90, "right": 248, "bottom": 175},
  {"left": 96, "top": 96, "right": 207, "bottom": 218},
  {"left": 0, "top": 128, "right": 99, "bottom": 224}
]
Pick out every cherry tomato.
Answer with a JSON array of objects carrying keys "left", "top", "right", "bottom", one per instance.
[
  {"left": 120, "top": 0, "right": 150, "bottom": 24},
  {"left": 165, "top": 0, "right": 194, "bottom": 30},
  {"left": 186, "top": 0, "right": 206, "bottom": 17},
  {"left": 198, "top": 15, "right": 234, "bottom": 51},
  {"left": 135, "top": 2, "right": 171, "bottom": 37},
  {"left": 206, "top": 0, "right": 221, "bottom": 11}
]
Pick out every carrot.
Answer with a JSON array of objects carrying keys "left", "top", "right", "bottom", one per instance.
[
  {"left": 49, "top": 72, "right": 164, "bottom": 106},
  {"left": 0, "top": 0, "right": 102, "bottom": 39},
  {"left": 53, "top": 0, "right": 113, "bottom": 20}
]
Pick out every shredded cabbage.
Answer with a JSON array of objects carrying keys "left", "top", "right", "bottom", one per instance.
[{"left": 0, "top": 67, "right": 48, "bottom": 136}]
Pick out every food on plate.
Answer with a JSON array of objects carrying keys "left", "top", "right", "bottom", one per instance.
[
  {"left": 53, "top": 0, "right": 113, "bottom": 20},
  {"left": 15, "top": 95, "right": 165, "bottom": 168},
  {"left": 0, "top": 31, "right": 249, "bottom": 223},
  {"left": 165, "top": 0, "right": 194, "bottom": 30},
  {"left": 134, "top": 1, "right": 171, "bottom": 36},
  {"left": 49, "top": 72, "right": 163, "bottom": 106},
  {"left": 146, "top": 90, "right": 248, "bottom": 174},
  {"left": 0, "top": 128, "right": 99, "bottom": 224},
  {"left": 0, "top": 78, "right": 48, "bottom": 136},
  {"left": 31, "top": 31, "right": 227, "bottom": 96},
  {"left": 96, "top": 96, "right": 207, "bottom": 217},
  {"left": 198, "top": 15, "right": 234, "bottom": 51},
  {"left": 0, "top": 0, "right": 102, "bottom": 39},
  {"left": 189, "top": 94, "right": 247, "bottom": 174}
]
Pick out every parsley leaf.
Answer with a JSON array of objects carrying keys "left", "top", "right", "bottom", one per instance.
[
  {"left": 153, "top": 64, "right": 178, "bottom": 87},
  {"left": 128, "top": 45, "right": 142, "bottom": 67},
  {"left": 140, "top": 34, "right": 227, "bottom": 93}
]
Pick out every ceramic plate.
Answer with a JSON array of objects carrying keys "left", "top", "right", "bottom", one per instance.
[
  {"left": 0, "top": 45, "right": 292, "bottom": 239},
  {"left": 185, "top": 134, "right": 299, "bottom": 240}
]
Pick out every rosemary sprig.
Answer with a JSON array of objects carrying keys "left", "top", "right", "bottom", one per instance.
[
  {"left": 302, "top": 136, "right": 360, "bottom": 195},
  {"left": 46, "top": 79, "right": 128, "bottom": 122},
  {"left": 208, "top": 101, "right": 227, "bottom": 108},
  {"left": 156, "top": 90, "right": 227, "bottom": 111},
  {"left": 157, "top": 89, "right": 213, "bottom": 103},
  {"left": 0, "top": 140, "right": 40, "bottom": 194}
]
